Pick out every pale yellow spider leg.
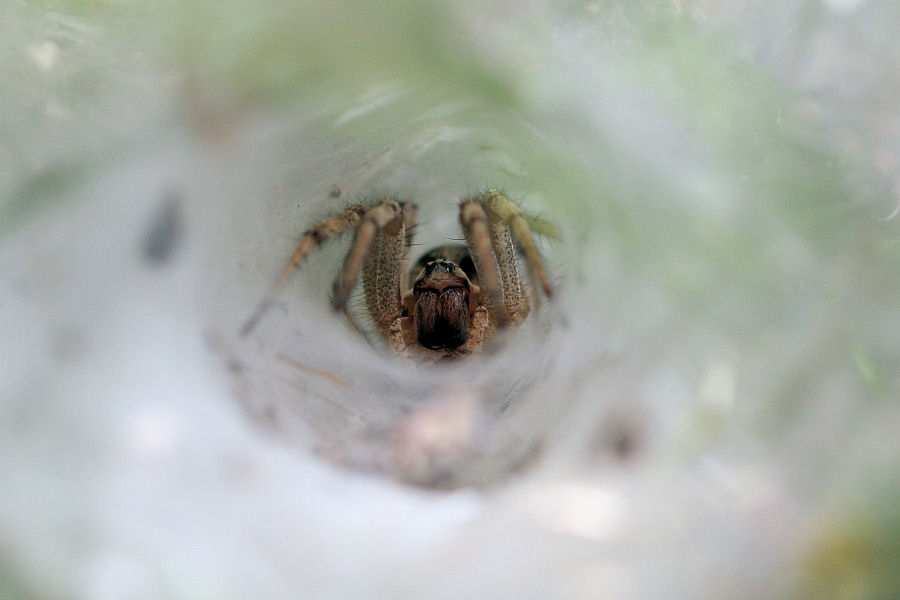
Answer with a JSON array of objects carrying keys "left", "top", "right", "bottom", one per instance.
[
  {"left": 479, "top": 195, "right": 530, "bottom": 323},
  {"left": 241, "top": 204, "right": 367, "bottom": 336},
  {"left": 480, "top": 188, "right": 554, "bottom": 301},
  {"left": 360, "top": 202, "right": 415, "bottom": 336},
  {"left": 331, "top": 199, "right": 402, "bottom": 312},
  {"left": 460, "top": 199, "right": 507, "bottom": 326}
]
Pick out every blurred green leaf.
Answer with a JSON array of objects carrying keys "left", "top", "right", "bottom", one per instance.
[{"left": 1, "top": 161, "right": 90, "bottom": 236}]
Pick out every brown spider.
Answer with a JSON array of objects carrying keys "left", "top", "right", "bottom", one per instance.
[{"left": 242, "top": 189, "right": 553, "bottom": 362}]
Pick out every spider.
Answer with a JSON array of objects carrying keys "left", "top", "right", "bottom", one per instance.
[{"left": 242, "top": 189, "right": 554, "bottom": 362}]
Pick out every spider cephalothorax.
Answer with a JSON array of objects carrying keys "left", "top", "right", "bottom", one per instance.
[{"left": 243, "top": 189, "right": 554, "bottom": 363}]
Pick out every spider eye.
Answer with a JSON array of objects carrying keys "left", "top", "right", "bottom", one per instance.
[{"left": 424, "top": 259, "right": 455, "bottom": 275}]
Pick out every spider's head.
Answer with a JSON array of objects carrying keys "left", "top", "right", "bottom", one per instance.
[{"left": 412, "top": 259, "right": 472, "bottom": 351}]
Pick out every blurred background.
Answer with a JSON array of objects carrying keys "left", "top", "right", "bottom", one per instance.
[{"left": 1, "top": 0, "right": 898, "bottom": 598}]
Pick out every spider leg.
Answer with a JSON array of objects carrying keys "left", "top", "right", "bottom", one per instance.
[
  {"left": 479, "top": 193, "right": 530, "bottom": 322},
  {"left": 399, "top": 202, "right": 418, "bottom": 294},
  {"left": 377, "top": 203, "right": 418, "bottom": 351},
  {"left": 480, "top": 188, "right": 554, "bottom": 301},
  {"left": 360, "top": 201, "right": 414, "bottom": 336},
  {"left": 460, "top": 199, "right": 507, "bottom": 326},
  {"left": 332, "top": 199, "right": 402, "bottom": 314},
  {"left": 241, "top": 204, "right": 367, "bottom": 336}
]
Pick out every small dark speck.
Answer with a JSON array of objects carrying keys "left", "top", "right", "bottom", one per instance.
[
  {"left": 329, "top": 184, "right": 341, "bottom": 198},
  {"left": 591, "top": 412, "right": 646, "bottom": 462},
  {"left": 611, "top": 427, "right": 639, "bottom": 459},
  {"left": 142, "top": 191, "right": 183, "bottom": 265}
]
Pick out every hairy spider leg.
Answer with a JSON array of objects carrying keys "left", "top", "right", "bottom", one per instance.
[
  {"left": 480, "top": 188, "right": 554, "bottom": 303},
  {"left": 331, "top": 199, "right": 402, "bottom": 312},
  {"left": 360, "top": 202, "right": 415, "bottom": 334},
  {"left": 398, "top": 203, "right": 418, "bottom": 295},
  {"left": 241, "top": 205, "right": 367, "bottom": 336},
  {"left": 479, "top": 193, "right": 530, "bottom": 323},
  {"left": 459, "top": 200, "right": 507, "bottom": 326}
]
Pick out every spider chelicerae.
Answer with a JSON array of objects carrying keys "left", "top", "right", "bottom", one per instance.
[{"left": 242, "top": 189, "right": 554, "bottom": 362}]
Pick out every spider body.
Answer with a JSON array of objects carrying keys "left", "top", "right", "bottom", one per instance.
[
  {"left": 243, "top": 189, "right": 553, "bottom": 363},
  {"left": 409, "top": 252, "right": 473, "bottom": 351}
]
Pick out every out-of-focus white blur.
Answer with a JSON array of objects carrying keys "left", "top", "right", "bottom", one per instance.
[{"left": 2, "top": 1, "right": 898, "bottom": 599}]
